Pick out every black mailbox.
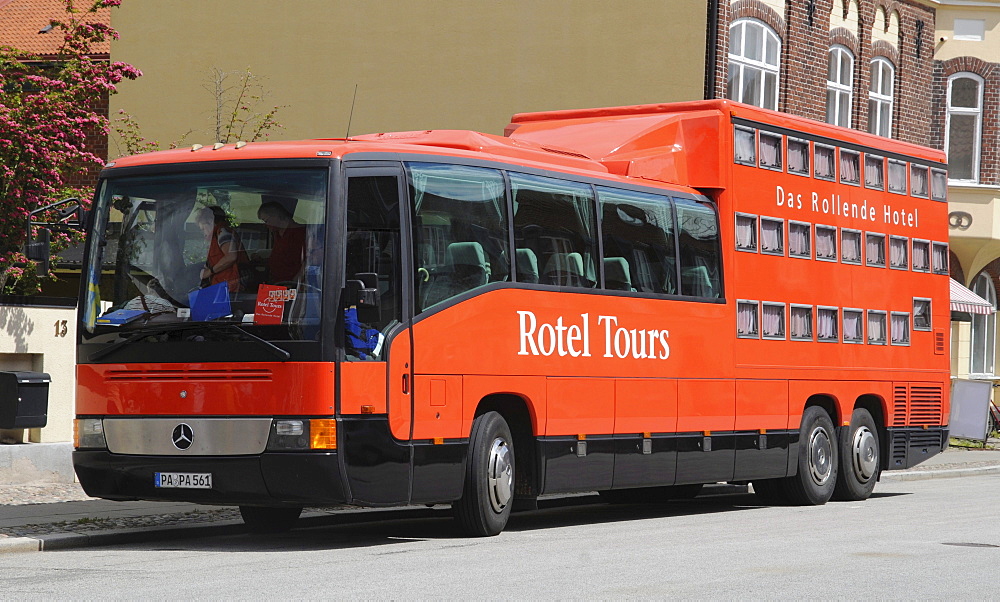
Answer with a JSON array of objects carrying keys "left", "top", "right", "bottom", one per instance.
[{"left": 0, "top": 371, "right": 50, "bottom": 429}]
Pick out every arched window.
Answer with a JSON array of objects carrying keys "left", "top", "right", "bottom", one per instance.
[
  {"left": 868, "top": 57, "right": 894, "bottom": 137},
  {"left": 971, "top": 273, "right": 996, "bottom": 377},
  {"left": 728, "top": 19, "right": 780, "bottom": 110},
  {"left": 946, "top": 73, "right": 984, "bottom": 183},
  {"left": 826, "top": 45, "right": 854, "bottom": 128}
]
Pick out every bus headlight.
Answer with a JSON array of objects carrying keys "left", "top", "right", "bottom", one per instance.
[{"left": 74, "top": 418, "right": 107, "bottom": 449}]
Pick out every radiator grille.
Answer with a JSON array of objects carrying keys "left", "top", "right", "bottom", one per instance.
[{"left": 105, "top": 369, "right": 273, "bottom": 382}]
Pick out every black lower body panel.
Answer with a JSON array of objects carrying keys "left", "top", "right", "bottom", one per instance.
[
  {"left": 73, "top": 450, "right": 347, "bottom": 506},
  {"left": 886, "top": 426, "right": 949, "bottom": 470}
]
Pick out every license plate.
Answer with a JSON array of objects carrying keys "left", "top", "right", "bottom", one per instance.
[{"left": 155, "top": 472, "right": 212, "bottom": 489}]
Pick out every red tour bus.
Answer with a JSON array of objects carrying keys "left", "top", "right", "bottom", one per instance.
[{"left": 68, "top": 100, "right": 950, "bottom": 536}]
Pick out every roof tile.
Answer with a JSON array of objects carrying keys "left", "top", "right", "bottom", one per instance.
[{"left": 0, "top": 0, "right": 110, "bottom": 57}]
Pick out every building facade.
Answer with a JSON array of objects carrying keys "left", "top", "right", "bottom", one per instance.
[{"left": 932, "top": 1, "right": 1000, "bottom": 385}]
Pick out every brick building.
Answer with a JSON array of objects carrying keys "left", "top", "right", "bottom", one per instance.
[{"left": 708, "top": 0, "right": 937, "bottom": 146}]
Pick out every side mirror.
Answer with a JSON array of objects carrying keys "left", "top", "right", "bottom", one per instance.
[
  {"left": 343, "top": 278, "right": 380, "bottom": 324},
  {"left": 25, "top": 229, "right": 51, "bottom": 275}
]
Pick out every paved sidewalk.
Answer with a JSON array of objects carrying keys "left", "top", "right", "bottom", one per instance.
[{"left": 2, "top": 445, "right": 999, "bottom": 554}]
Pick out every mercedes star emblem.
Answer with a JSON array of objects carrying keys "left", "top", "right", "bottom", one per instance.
[{"left": 171, "top": 423, "right": 194, "bottom": 450}]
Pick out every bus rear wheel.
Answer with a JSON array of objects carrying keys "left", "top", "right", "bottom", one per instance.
[
  {"left": 785, "top": 406, "right": 838, "bottom": 505},
  {"left": 454, "top": 411, "right": 514, "bottom": 537},
  {"left": 832, "top": 408, "right": 880, "bottom": 501},
  {"left": 239, "top": 505, "right": 302, "bottom": 534}
]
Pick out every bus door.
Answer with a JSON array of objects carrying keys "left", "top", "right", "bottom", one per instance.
[{"left": 340, "top": 165, "right": 412, "bottom": 505}]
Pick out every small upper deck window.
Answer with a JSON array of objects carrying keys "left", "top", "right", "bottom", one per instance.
[
  {"left": 789, "top": 221, "right": 811, "bottom": 259},
  {"left": 816, "top": 225, "right": 837, "bottom": 261},
  {"left": 841, "top": 229, "right": 862, "bottom": 264},
  {"left": 759, "top": 132, "right": 783, "bottom": 170},
  {"left": 843, "top": 308, "right": 864, "bottom": 343},
  {"left": 867, "top": 310, "right": 887, "bottom": 345},
  {"left": 865, "top": 233, "right": 886, "bottom": 267},
  {"left": 888, "top": 159, "right": 907, "bottom": 194},
  {"left": 890, "top": 236, "right": 908, "bottom": 269},
  {"left": 817, "top": 306, "right": 839, "bottom": 342},
  {"left": 815, "top": 144, "right": 836, "bottom": 180},
  {"left": 840, "top": 149, "right": 860, "bottom": 185},
  {"left": 864, "top": 154, "right": 884, "bottom": 190},
  {"left": 788, "top": 138, "right": 809, "bottom": 175},
  {"left": 931, "top": 169, "right": 948, "bottom": 201},
  {"left": 932, "top": 242, "right": 949, "bottom": 274},
  {"left": 762, "top": 302, "right": 786, "bottom": 340},
  {"left": 738, "top": 300, "right": 759, "bottom": 338},
  {"left": 913, "top": 298, "right": 931, "bottom": 331},
  {"left": 734, "top": 126, "right": 756, "bottom": 166},
  {"left": 891, "top": 312, "right": 910, "bottom": 346},
  {"left": 760, "top": 217, "right": 784, "bottom": 256},
  {"left": 735, "top": 213, "right": 758, "bottom": 252},
  {"left": 790, "top": 305, "right": 813, "bottom": 341},
  {"left": 911, "top": 164, "right": 929, "bottom": 198},
  {"left": 912, "top": 239, "right": 930, "bottom": 272}
]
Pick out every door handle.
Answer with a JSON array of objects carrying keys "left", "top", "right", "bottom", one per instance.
[{"left": 402, "top": 373, "right": 410, "bottom": 395}]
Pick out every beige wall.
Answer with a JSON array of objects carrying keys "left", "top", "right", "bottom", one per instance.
[
  {"left": 935, "top": 3, "right": 1000, "bottom": 63},
  {"left": 109, "top": 1, "right": 708, "bottom": 149},
  {"left": 0, "top": 305, "right": 76, "bottom": 443}
]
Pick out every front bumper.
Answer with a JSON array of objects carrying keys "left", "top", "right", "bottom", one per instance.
[{"left": 73, "top": 450, "right": 347, "bottom": 506}]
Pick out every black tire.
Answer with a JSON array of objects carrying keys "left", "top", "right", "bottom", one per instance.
[
  {"left": 751, "top": 478, "right": 788, "bottom": 505},
  {"left": 239, "top": 505, "right": 302, "bottom": 534},
  {"left": 784, "top": 406, "right": 838, "bottom": 505},
  {"left": 454, "top": 411, "right": 514, "bottom": 536},
  {"left": 832, "top": 408, "right": 880, "bottom": 501}
]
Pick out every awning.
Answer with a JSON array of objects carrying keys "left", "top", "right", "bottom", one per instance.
[{"left": 951, "top": 278, "right": 995, "bottom": 315}]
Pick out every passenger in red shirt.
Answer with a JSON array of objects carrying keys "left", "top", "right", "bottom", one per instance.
[
  {"left": 258, "top": 200, "right": 306, "bottom": 283},
  {"left": 196, "top": 205, "right": 248, "bottom": 292}
]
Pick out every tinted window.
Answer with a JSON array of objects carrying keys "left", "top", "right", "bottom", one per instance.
[
  {"left": 598, "top": 187, "right": 676, "bottom": 294},
  {"left": 674, "top": 197, "right": 722, "bottom": 298}
]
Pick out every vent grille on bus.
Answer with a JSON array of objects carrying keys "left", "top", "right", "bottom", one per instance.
[
  {"left": 105, "top": 369, "right": 273, "bottom": 382},
  {"left": 891, "top": 435, "right": 908, "bottom": 467},
  {"left": 892, "top": 385, "right": 908, "bottom": 425},
  {"left": 934, "top": 330, "right": 946, "bottom": 355},
  {"left": 909, "top": 430, "right": 943, "bottom": 448},
  {"left": 891, "top": 383, "right": 944, "bottom": 426}
]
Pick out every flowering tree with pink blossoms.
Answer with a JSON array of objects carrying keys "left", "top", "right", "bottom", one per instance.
[{"left": 0, "top": 0, "right": 140, "bottom": 294}]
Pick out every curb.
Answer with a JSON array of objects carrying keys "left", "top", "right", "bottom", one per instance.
[{"left": 879, "top": 464, "right": 1000, "bottom": 481}]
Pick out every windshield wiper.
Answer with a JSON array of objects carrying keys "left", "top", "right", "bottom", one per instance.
[{"left": 89, "top": 323, "right": 291, "bottom": 362}]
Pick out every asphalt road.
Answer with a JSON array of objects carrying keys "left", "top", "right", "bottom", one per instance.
[{"left": 2, "top": 475, "right": 998, "bottom": 598}]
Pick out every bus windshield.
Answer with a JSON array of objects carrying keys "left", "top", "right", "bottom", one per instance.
[{"left": 82, "top": 168, "right": 328, "bottom": 341}]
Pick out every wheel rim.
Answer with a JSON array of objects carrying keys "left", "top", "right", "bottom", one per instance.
[
  {"left": 807, "top": 426, "right": 833, "bottom": 486},
  {"left": 851, "top": 426, "right": 878, "bottom": 481},
  {"left": 487, "top": 437, "right": 513, "bottom": 513}
]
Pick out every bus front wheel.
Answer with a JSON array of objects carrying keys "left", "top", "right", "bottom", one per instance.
[
  {"left": 239, "top": 505, "right": 302, "bottom": 534},
  {"left": 785, "top": 406, "right": 838, "bottom": 505},
  {"left": 832, "top": 408, "right": 880, "bottom": 501},
  {"left": 454, "top": 411, "right": 514, "bottom": 537}
]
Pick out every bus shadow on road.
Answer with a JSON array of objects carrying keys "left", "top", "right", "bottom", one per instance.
[{"left": 134, "top": 488, "right": 910, "bottom": 553}]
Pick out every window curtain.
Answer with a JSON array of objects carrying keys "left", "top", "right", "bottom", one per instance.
[
  {"left": 789, "top": 224, "right": 810, "bottom": 256},
  {"left": 760, "top": 135, "right": 780, "bottom": 167},
  {"left": 788, "top": 141, "right": 808, "bottom": 173},
  {"left": 842, "top": 233, "right": 861, "bottom": 262},
  {"left": 891, "top": 314, "right": 909, "bottom": 343},
  {"left": 816, "top": 229, "right": 836, "bottom": 258},
  {"left": 866, "top": 236, "right": 884, "bottom": 264},
  {"left": 738, "top": 303, "right": 758, "bottom": 335},
  {"left": 815, "top": 148, "right": 835, "bottom": 178},
  {"left": 818, "top": 309, "right": 838, "bottom": 339},
  {"left": 865, "top": 158, "right": 883, "bottom": 188},
  {"left": 914, "top": 300, "right": 930, "bottom": 329},
  {"left": 933, "top": 244, "right": 948, "bottom": 272},
  {"left": 913, "top": 243, "right": 929, "bottom": 270},
  {"left": 868, "top": 313, "right": 885, "bottom": 343},
  {"left": 890, "top": 238, "right": 907, "bottom": 267},
  {"left": 736, "top": 216, "right": 756, "bottom": 249},
  {"left": 911, "top": 167, "right": 928, "bottom": 196},
  {"left": 791, "top": 308, "right": 812, "bottom": 338},
  {"left": 844, "top": 311, "right": 862, "bottom": 340},
  {"left": 761, "top": 221, "right": 783, "bottom": 252},
  {"left": 840, "top": 153, "right": 859, "bottom": 182},
  {"left": 888, "top": 162, "right": 906, "bottom": 192},
  {"left": 735, "top": 129, "right": 756, "bottom": 163},
  {"left": 763, "top": 305, "right": 784, "bottom": 336}
]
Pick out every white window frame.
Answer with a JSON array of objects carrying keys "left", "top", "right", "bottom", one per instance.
[
  {"left": 945, "top": 73, "right": 984, "bottom": 184},
  {"left": 890, "top": 311, "right": 911, "bottom": 346},
  {"left": 970, "top": 273, "right": 997, "bottom": 378},
  {"left": 864, "top": 154, "right": 884, "bottom": 190},
  {"left": 913, "top": 297, "right": 932, "bottom": 332},
  {"left": 868, "top": 57, "right": 894, "bottom": 137},
  {"left": 814, "top": 143, "right": 836, "bottom": 181},
  {"left": 760, "top": 216, "right": 785, "bottom": 256},
  {"left": 787, "top": 137, "right": 810, "bottom": 176},
  {"left": 912, "top": 239, "right": 930, "bottom": 273},
  {"left": 865, "top": 232, "right": 886, "bottom": 268},
  {"left": 889, "top": 235, "right": 908, "bottom": 270},
  {"left": 728, "top": 19, "right": 781, "bottom": 110},
  {"left": 817, "top": 306, "right": 839, "bottom": 342},
  {"left": 867, "top": 309, "right": 888, "bottom": 345},
  {"left": 841, "top": 228, "right": 862, "bottom": 265},
  {"left": 735, "top": 213, "right": 758, "bottom": 252},
  {"left": 840, "top": 149, "right": 861, "bottom": 186},
  {"left": 762, "top": 302, "right": 787, "bottom": 340},
  {"left": 789, "top": 221, "right": 812, "bottom": 259},
  {"left": 932, "top": 242, "right": 949, "bottom": 274},
  {"left": 843, "top": 308, "right": 864, "bottom": 344},
  {"left": 790, "top": 304, "right": 814, "bottom": 341},
  {"left": 759, "top": 131, "right": 783, "bottom": 171},
  {"left": 815, "top": 224, "right": 838, "bottom": 262},
  {"left": 826, "top": 45, "right": 854, "bottom": 128},
  {"left": 734, "top": 125, "right": 757, "bottom": 166},
  {"left": 887, "top": 159, "right": 907, "bottom": 194},
  {"left": 737, "top": 299, "right": 760, "bottom": 339}
]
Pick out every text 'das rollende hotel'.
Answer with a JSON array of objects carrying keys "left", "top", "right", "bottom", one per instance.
[{"left": 517, "top": 311, "right": 670, "bottom": 360}]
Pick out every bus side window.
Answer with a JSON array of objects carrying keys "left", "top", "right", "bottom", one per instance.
[
  {"left": 408, "top": 163, "right": 509, "bottom": 312},
  {"left": 597, "top": 186, "right": 676, "bottom": 294},
  {"left": 674, "top": 197, "right": 723, "bottom": 299},
  {"left": 345, "top": 174, "right": 402, "bottom": 361},
  {"left": 511, "top": 173, "right": 597, "bottom": 289}
]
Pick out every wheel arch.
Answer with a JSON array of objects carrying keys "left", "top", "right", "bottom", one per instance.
[
  {"left": 474, "top": 393, "right": 538, "bottom": 498},
  {"left": 854, "top": 393, "right": 888, "bottom": 474},
  {"left": 804, "top": 393, "right": 840, "bottom": 424}
]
